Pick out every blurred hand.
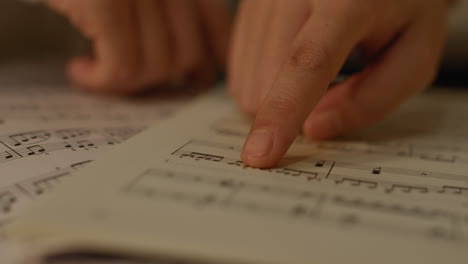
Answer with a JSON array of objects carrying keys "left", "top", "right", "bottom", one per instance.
[
  {"left": 46, "top": 0, "right": 231, "bottom": 93},
  {"left": 229, "top": 0, "right": 449, "bottom": 168}
]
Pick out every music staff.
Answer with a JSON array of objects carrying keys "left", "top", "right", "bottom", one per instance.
[
  {"left": 0, "top": 151, "right": 20, "bottom": 162},
  {"left": 1, "top": 131, "right": 51, "bottom": 147},
  {"left": 330, "top": 174, "right": 462, "bottom": 196},
  {"left": 172, "top": 140, "right": 468, "bottom": 199},
  {"left": 213, "top": 119, "right": 468, "bottom": 166},
  {"left": 124, "top": 169, "right": 468, "bottom": 244},
  {"left": 176, "top": 150, "right": 321, "bottom": 181},
  {"left": 0, "top": 137, "right": 121, "bottom": 164},
  {"left": 0, "top": 159, "right": 97, "bottom": 220},
  {"left": 180, "top": 152, "right": 224, "bottom": 162},
  {"left": 55, "top": 129, "right": 92, "bottom": 140},
  {"left": 385, "top": 184, "right": 429, "bottom": 194},
  {"left": 30, "top": 172, "right": 71, "bottom": 195},
  {"left": 333, "top": 176, "right": 378, "bottom": 190},
  {"left": 439, "top": 186, "right": 468, "bottom": 195}
]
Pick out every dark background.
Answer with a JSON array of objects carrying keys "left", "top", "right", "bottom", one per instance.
[{"left": 0, "top": 0, "right": 466, "bottom": 87}]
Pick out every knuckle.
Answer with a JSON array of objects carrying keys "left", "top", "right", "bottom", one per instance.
[{"left": 288, "top": 41, "right": 332, "bottom": 72}]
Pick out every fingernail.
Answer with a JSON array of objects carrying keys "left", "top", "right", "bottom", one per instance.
[{"left": 243, "top": 129, "right": 273, "bottom": 158}]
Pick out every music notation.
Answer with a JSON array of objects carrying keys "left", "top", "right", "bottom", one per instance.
[
  {"left": 0, "top": 66, "right": 189, "bottom": 253},
  {"left": 55, "top": 129, "right": 92, "bottom": 140},
  {"left": 0, "top": 127, "right": 145, "bottom": 164},
  {"left": 0, "top": 125, "right": 166, "bottom": 226},
  {"left": 0, "top": 125, "right": 167, "bottom": 225},
  {"left": 211, "top": 117, "right": 468, "bottom": 165},
  {"left": 0, "top": 160, "right": 97, "bottom": 222},
  {"left": 1, "top": 131, "right": 51, "bottom": 147},
  {"left": 0, "top": 191, "right": 16, "bottom": 214},
  {"left": 124, "top": 169, "right": 468, "bottom": 244},
  {"left": 9, "top": 89, "right": 468, "bottom": 263},
  {"left": 0, "top": 81, "right": 188, "bottom": 125},
  {"left": 176, "top": 149, "right": 321, "bottom": 180},
  {"left": 171, "top": 140, "right": 468, "bottom": 198}
]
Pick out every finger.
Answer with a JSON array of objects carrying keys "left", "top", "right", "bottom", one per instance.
[
  {"left": 304, "top": 7, "right": 448, "bottom": 140},
  {"left": 195, "top": 0, "right": 233, "bottom": 65},
  {"left": 164, "top": 0, "right": 205, "bottom": 80},
  {"left": 255, "top": 0, "right": 310, "bottom": 107},
  {"left": 227, "top": 0, "right": 252, "bottom": 106},
  {"left": 242, "top": 14, "right": 365, "bottom": 168},
  {"left": 44, "top": 0, "right": 69, "bottom": 13},
  {"left": 65, "top": 0, "right": 141, "bottom": 93},
  {"left": 228, "top": 1, "right": 274, "bottom": 115},
  {"left": 135, "top": 0, "right": 171, "bottom": 88}
]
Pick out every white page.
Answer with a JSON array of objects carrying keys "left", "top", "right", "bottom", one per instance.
[
  {"left": 0, "top": 62, "right": 190, "bottom": 262},
  {"left": 9, "top": 87, "right": 468, "bottom": 264}
]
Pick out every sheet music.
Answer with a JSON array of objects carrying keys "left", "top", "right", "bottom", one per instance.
[
  {"left": 9, "top": 88, "right": 468, "bottom": 264},
  {"left": 0, "top": 62, "right": 190, "bottom": 263}
]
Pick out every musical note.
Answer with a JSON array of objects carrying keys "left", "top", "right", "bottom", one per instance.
[
  {"left": 271, "top": 168, "right": 318, "bottom": 179},
  {"left": 25, "top": 145, "right": 46, "bottom": 156},
  {"left": 30, "top": 172, "right": 71, "bottom": 196},
  {"left": 315, "top": 160, "right": 326, "bottom": 167},
  {"left": 439, "top": 186, "right": 468, "bottom": 195},
  {"left": 334, "top": 177, "right": 378, "bottom": 190},
  {"left": 3, "top": 131, "right": 50, "bottom": 147},
  {"left": 70, "top": 160, "right": 93, "bottom": 170},
  {"left": 0, "top": 191, "right": 17, "bottom": 214},
  {"left": 227, "top": 160, "right": 245, "bottom": 167},
  {"left": 122, "top": 168, "right": 468, "bottom": 246},
  {"left": 0, "top": 151, "right": 19, "bottom": 162},
  {"left": 8, "top": 86, "right": 468, "bottom": 262},
  {"left": 386, "top": 184, "right": 429, "bottom": 194},
  {"left": 75, "top": 140, "right": 96, "bottom": 149},
  {"left": 180, "top": 152, "right": 224, "bottom": 162},
  {"left": 372, "top": 167, "right": 382, "bottom": 175},
  {"left": 55, "top": 129, "right": 91, "bottom": 140}
]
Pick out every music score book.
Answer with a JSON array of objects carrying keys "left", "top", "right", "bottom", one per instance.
[{"left": 8, "top": 88, "right": 468, "bottom": 264}]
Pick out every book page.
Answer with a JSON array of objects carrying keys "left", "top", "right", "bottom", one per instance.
[
  {"left": 9, "top": 87, "right": 468, "bottom": 264},
  {"left": 0, "top": 62, "right": 189, "bottom": 262}
]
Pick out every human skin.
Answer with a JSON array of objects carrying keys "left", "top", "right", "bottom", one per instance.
[
  {"left": 46, "top": 0, "right": 451, "bottom": 169},
  {"left": 45, "top": 0, "right": 232, "bottom": 94},
  {"left": 229, "top": 0, "right": 450, "bottom": 168}
]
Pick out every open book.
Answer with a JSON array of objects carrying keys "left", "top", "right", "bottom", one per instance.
[
  {"left": 0, "top": 62, "right": 189, "bottom": 263},
  {"left": 8, "top": 87, "right": 468, "bottom": 264}
]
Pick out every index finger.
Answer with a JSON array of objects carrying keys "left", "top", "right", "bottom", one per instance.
[{"left": 241, "top": 15, "right": 364, "bottom": 168}]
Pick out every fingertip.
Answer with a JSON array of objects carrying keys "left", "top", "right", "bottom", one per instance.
[
  {"left": 241, "top": 126, "right": 294, "bottom": 169},
  {"left": 67, "top": 57, "right": 98, "bottom": 92},
  {"left": 241, "top": 129, "right": 273, "bottom": 165},
  {"left": 303, "top": 111, "right": 344, "bottom": 140}
]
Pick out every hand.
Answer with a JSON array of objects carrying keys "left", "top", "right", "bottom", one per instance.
[
  {"left": 46, "top": 0, "right": 231, "bottom": 93},
  {"left": 229, "top": 0, "right": 449, "bottom": 168}
]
